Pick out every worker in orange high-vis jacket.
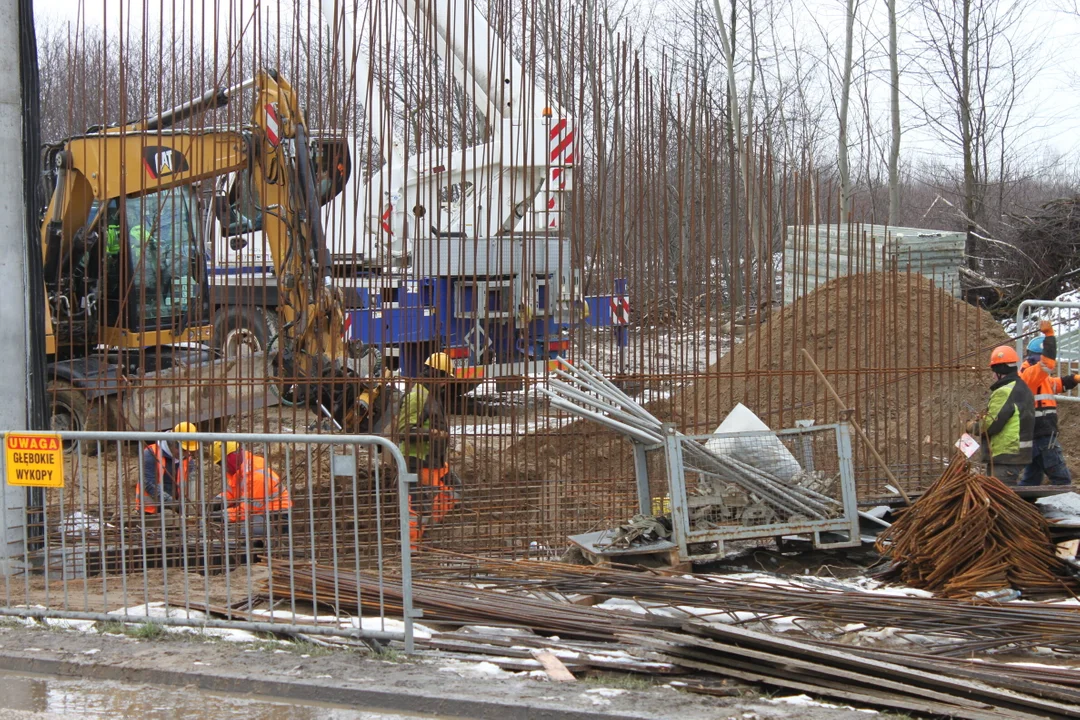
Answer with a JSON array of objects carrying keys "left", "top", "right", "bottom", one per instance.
[
  {"left": 395, "top": 353, "right": 463, "bottom": 549},
  {"left": 210, "top": 441, "right": 292, "bottom": 537},
  {"left": 136, "top": 422, "right": 199, "bottom": 514},
  {"left": 1020, "top": 321, "right": 1078, "bottom": 486}
]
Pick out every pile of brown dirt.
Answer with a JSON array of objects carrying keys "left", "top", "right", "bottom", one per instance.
[
  {"left": 669, "top": 272, "right": 1012, "bottom": 496},
  {"left": 447, "top": 271, "right": 1080, "bottom": 550}
]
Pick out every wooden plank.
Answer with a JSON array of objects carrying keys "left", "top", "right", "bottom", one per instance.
[{"left": 532, "top": 649, "right": 576, "bottom": 682}]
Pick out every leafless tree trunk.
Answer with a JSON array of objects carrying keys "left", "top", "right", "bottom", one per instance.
[
  {"left": 837, "top": 0, "right": 858, "bottom": 219},
  {"left": 710, "top": 0, "right": 760, "bottom": 260},
  {"left": 886, "top": 0, "right": 901, "bottom": 226}
]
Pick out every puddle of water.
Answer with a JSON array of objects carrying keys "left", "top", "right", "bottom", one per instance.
[{"left": 0, "top": 671, "right": 442, "bottom": 719}]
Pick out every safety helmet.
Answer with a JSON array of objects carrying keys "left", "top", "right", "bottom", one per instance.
[
  {"left": 424, "top": 352, "right": 454, "bottom": 376},
  {"left": 211, "top": 441, "right": 240, "bottom": 465},
  {"left": 171, "top": 421, "right": 199, "bottom": 452},
  {"left": 988, "top": 345, "right": 1019, "bottom": 368},
  {"left": 1027, "top": 336, "right": 1045, "bottom": 355}
]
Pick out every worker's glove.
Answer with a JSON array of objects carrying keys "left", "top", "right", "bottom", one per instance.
[
  {"left": 208, "top": 500, "right": 223, "bottom": 514},
  {"left": 1040, "top": 320, "right": 1055, "bottom": 336},
  {"left": 1074, "top": 374, "right": 1080, "bottom": 384}
]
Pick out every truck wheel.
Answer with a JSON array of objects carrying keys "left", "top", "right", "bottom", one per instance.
[
  {"left": 47, "top": 380, "right": 88, "bottom": 454},
  {"left": 213, "top": 306, "right": 279, "bottom": 357}
]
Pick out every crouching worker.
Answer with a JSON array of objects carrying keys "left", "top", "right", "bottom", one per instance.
[
  {"left": 210, "top": 441, "right": 292, "bottom": 541},
  {"left": 972, "top": 345, "right": 1035, "bottom": 485},
  {"left": 136, "top": 422, "right": 199, "bottom": 515},
  {"left": 396, "top": 353, "right": 463, "bottom": 549}
]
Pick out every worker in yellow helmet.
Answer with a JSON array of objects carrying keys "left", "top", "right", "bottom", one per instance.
[
  {"left": 395, "top": 353, "right": 462, "bottom": 549},
  {"left": 209, "top": 440, "right": 292, "bottom": 540},
  {"left": 136, "top": 422, "right": 199, "bottom": 515}
]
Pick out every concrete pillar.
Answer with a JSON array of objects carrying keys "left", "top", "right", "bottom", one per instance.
[{"left": 0, "top": 0, "right": 29, "bottom": 575}]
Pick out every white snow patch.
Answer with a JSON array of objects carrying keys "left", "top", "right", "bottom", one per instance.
[
  {"left": 43, "top": 618, "right": 95, "bottom": 631},
  {"left": 766, "top": 694, "right": 878, "bottom": 713},
  {"left": 438, "top": 660, "right": 515, "bottom": 679},
  {"left": 586, "top": 688, "right": 628, "bottom": 698}
]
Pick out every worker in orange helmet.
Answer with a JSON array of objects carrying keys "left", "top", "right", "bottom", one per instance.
[
  {"left": 1019, "top": 320, "right": 1077, "bottom": 486},
  {"left": 395, "top": 352, "right": 463, "bottom": 550},
  {"left": 136, "top": 422, "right": 199, "bottom": 515},
  {"left": 209, "top": 441, "right": 292, "bottom": 538},
  {"left": 969, "top": 344, "right": 1035, "bottom": 485}
]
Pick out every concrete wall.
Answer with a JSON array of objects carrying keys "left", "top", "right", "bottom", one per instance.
[{"left": 0, "top": 0, "right": 28, "bottom": 574}]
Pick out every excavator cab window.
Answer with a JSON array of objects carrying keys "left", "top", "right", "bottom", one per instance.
[
  {"left": 313, "top": 139, "right": 350, "bottom": 205},
  {"left": 123, "top": 187, "right": 203, "bottom": 331}
]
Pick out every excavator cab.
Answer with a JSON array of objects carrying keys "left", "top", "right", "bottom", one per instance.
[{"left": 100, "top": 187, "right": 208, "bottom": 339}]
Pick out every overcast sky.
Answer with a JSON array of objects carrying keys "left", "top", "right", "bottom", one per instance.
[{"left": 31, "top": 0, "right": 1080, "bottom": 167}]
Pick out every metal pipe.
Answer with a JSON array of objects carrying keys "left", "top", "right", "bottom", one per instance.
[{"left": 541, "top": 393, "right": 663, "bottom": 446}]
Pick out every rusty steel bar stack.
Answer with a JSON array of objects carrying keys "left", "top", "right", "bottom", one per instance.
[{"left": 876, "top": 454, "right": 1078, "bottom": 598}]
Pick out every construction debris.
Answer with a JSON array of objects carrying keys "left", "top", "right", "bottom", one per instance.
[
  {"left": 261, "top": 558, "right": 1080, "bottom": 718},
  {"left": 416, "top": 553, "right": 1080, "bottom": 656},
  {"left": 875, "top": 454, "right": 1077, "bottom": 598},
  {"left": 600, "top": 514, "right": 672, "bottom": 549}
]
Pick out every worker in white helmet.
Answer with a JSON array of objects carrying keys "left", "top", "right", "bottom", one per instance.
[
  {"left": 136, "top": 421, "right": 199, "bottom": 515},
  {"left": 395, "top": 353, "right": 463, "bottom": 548}
]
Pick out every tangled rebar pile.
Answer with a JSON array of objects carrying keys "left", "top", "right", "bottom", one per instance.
[{"left": 876, "top": 455, "right": 1076, "bottom": 598}]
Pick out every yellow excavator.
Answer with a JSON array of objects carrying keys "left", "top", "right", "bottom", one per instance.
[{"left": 40, "top": 69, "right": 381, "bottom": 436}]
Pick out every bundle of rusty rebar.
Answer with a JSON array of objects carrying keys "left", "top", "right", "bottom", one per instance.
[{"left": 876, "top": 454, "right": 1076, "bottom": 598}]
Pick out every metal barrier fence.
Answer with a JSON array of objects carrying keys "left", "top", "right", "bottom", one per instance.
[
  {"left": 0, "top": 431, "right": 416, "bottom": 651},
  {"left": 1016, "top": 299, "right": 1080, "bottom": 403}
]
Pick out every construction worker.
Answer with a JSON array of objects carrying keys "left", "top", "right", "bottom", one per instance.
[
  {"left": 1019, "top": 322, "right": 1078, "bottom": 486},
  {"left": 971, "top": 344, "right": 1036, "bottom": 485},
  {"left": 210, "top": 441, "right": 292, "bottom": 537},
  {"left": 396, "top": 353, "right": 463, "bottom": 548},
  {"left": 137, "top": 421, "right": 199, "bottom": 514}
]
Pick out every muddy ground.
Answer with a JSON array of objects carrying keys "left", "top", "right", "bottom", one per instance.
[{"left": 0, "top": 624, "right": 897, "bottom": 719}]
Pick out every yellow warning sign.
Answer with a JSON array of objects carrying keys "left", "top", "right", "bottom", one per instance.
[{"left": 4, "top": 433, "right": 64, "bottom": 488}]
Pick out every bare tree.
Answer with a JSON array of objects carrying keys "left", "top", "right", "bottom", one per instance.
[
  {"left": 910, "top": 0, "right": 1039, "bottom": 273},
  {"left": 886, "top": 0, "right": 901, "bottom": 225}
]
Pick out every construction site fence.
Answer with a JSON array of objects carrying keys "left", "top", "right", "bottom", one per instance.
[
  {"left": 32, "top": 0, "right": 1022, "bottom": 559},
  {"left": 1015, "top": 299, "right": 1080, "bottom": 403},
  {"left": 0, "top": 431, "right": 417, "bottom": 651}
]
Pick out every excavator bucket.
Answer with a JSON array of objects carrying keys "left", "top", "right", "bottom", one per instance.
[{"left": 117, "top": 349, "right": 280, "bottom": 432}]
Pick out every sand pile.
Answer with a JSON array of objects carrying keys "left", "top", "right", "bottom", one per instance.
[{"left": 668, "top": 272, "right": 1012, "bottom": 494}]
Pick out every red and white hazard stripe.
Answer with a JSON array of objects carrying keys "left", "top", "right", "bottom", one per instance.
[
  {"left": 265, "top": 104, "right": 281, "bottom": 147},
  {"left": 546, "top": 118, "right": 575, "bottom": 228},
  {"left": 380, "top": 205, "right": 394, "bottom": 235},
  {"left": 610, "top": 295, "right": 630, "bottom": 325}
]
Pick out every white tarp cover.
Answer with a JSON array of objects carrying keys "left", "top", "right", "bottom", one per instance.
[{"left": 705, "top": 403, "right": 803, "bottom": 481}]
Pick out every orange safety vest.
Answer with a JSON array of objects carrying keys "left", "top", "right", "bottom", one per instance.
[
  {"left": 136, "top": 444, "right": 191, "bottom": 514},
  {"left": 220, "top": 451, "right": 291, "bottom": 522},
  {"left": 1022, "top": 359, "right": 1064, "bottom": 417}
]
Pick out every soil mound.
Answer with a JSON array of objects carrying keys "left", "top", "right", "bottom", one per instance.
[{"left": 670, "top": 272, "right": 1010, "bottom": 494}]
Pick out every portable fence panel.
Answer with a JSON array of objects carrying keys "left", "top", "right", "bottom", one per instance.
[{"left": 0, "top": 431, "right": 416, "bottom": 650}]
